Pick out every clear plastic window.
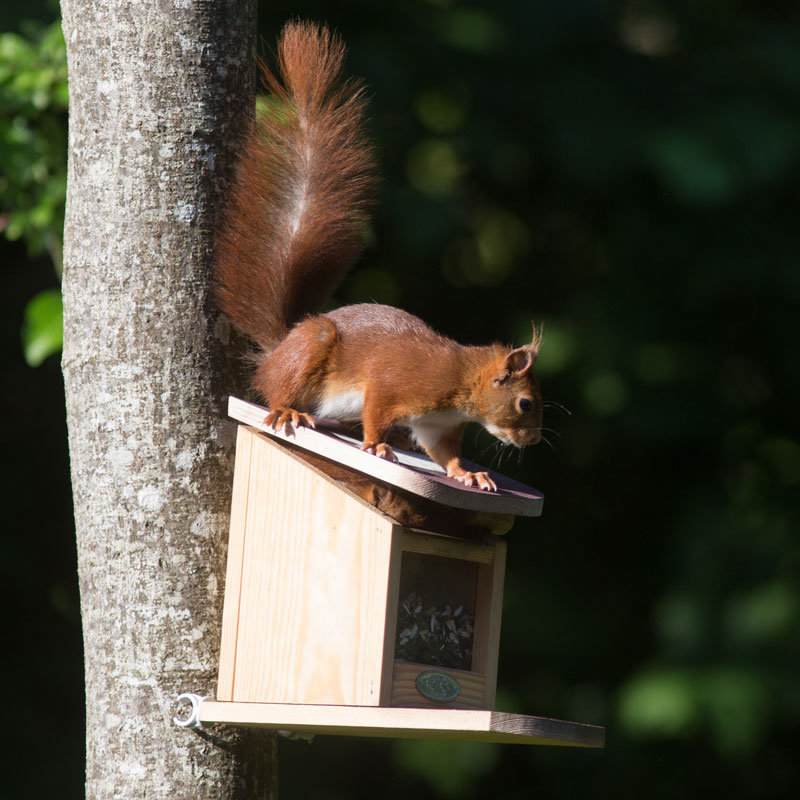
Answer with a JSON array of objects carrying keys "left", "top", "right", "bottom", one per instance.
[{"left": 395, "top": 552, "right": 477, "bottom": 671}]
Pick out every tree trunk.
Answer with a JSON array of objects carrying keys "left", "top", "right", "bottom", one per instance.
[{"left": 60, "top": 2, "right": 275, "bottom": 797}]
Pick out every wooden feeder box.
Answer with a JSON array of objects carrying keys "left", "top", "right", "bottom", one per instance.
[{"left": 198, "top": 397, "right": 604, "bottom": 748}]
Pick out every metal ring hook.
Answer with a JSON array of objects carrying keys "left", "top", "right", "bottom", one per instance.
[{"left": 173, "top": 692, "right": 208, "bottom": 729}]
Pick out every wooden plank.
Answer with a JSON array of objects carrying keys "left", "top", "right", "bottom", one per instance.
[
  {"left": 216, "top": 425, "right": 254, "bottom": 701},
  {"left": 228, "top": 396, "right": 544, "bottom": 518},
  {"left": 378, "top": 525, "right": 404, "bottom": 707},
  {"left": 230, "top": 429, "right": 397, "bottom": 707},
  {"left": 198, "top": 700, "right": 605, "bottom": 748},
  {"left": 391, "top": 661, "right": 486, "bottom": 709},
  {"left": 401, "top": 529, "right": 496, "bottom": 564},
  {"left": 471, "top": 541, "right": 506, "bottom": 709}
]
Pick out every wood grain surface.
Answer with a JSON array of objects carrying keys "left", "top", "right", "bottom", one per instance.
[
  {"left": 390, "top": 661, "right": 487, "bottom": 709},
  {"left": 217, "top": 426, "right": 400, "bottom": 706},
  {"left": 199, "top": 700, "right": 605, "bottom": 747}
]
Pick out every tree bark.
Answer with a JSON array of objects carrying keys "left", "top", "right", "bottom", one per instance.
[{"left": 60, "top": 2, "right": 275, "bottom": 797}]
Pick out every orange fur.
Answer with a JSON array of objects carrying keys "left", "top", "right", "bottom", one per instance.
[
  {"left": 214, "top": 22, "right": 543, "bottom": 490},
  {"left": 214, "top": 22, "right": 376, "bottom": 351}
]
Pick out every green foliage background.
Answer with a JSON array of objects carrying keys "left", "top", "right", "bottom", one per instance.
[{"left": 2, "top": 1, "right": 798, "bottom": 797}]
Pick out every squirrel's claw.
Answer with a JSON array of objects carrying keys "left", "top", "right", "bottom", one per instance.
[
  {"left": 475, "top": 471, "right": 498, "bottom": 491},
  {"left": 361, "top": 441, "right": 399, "bottom": 463},
  {"left": 264, "top": 407, "right": 317, "bottom": 434},
  {"left": 449, "top": 468, "right": 498, "bottom": 492}
]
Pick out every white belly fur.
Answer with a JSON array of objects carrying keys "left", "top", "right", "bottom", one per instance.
[
  {"left": 314, "top": 389, "right": 365, "bottom": 422},
  {"left": 409, "top": 410, "right": 471, "bottom": 453}
]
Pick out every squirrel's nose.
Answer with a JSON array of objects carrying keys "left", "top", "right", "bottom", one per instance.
[{"left": 511, "top": 429, "right": 541, "bottom": 446}]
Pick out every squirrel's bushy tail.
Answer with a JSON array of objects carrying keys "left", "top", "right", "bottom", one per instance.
[{"left": 214, "top": 21, "right": 376, "bottom": 352}]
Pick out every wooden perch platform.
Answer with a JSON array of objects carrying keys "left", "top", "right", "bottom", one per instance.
[
  {"left": 199, "top": 700, "right": 605, "bottom": 748},
  {"left": 228, "top": 397, "right": 544, "bottom": 518}
]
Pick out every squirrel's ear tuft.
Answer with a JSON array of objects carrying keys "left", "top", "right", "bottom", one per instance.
[{"left": 530, "top": 321, "right": 544, "bottom": 361}]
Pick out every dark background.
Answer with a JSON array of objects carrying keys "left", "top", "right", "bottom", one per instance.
[{"left": 3, "top": 1, "right": 799, "bottom": 797}]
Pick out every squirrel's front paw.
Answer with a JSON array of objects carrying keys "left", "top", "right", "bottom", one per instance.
[
  {"left": 264, "top": 407, "right": 317, "bottom": 434},
  {"left": 448, "top": 468, "right": 498, "bottom": 492},
  {"left": 361, "top": 441, "right": 399, "bottom": 463}
]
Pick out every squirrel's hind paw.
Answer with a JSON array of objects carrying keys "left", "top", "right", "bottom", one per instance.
[{"left": 264, "top": 407, "right": 317, "bottom": 434}]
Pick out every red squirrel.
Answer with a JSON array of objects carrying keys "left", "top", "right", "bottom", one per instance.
[{"left": 214, "top": 21, "right": 543, "bottom": 491}]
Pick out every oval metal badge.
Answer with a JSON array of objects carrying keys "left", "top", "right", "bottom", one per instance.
[{"left": 415, "top": 669, "right": 462, "bottom": 703}]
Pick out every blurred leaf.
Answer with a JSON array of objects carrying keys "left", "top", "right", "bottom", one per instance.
[
  {"left": 393, "top": 739, "right": 499, "bottom": 798},
  {"left": 724, "top": 581, "right": 799, "bottom": 647},
  {"left": 699, "top": 668, "right": 769, "bottom": 755},
  {"left": 415, "top": 87, "right": 468, "bottom": 134},
  {"left": 473, "top": 210, "right": 529, "bottom": 278},
  {"left": 654, "top": 592, "right": 708, "bottom": 655},
  {"left": 620, "top": 7, "right": 678, "bottom": 57},
  {"left": 436, "top": 8, "right": 505, "bottom": 54},
  {"left": 636, "top": 342, "right": 700, "bottom": 385},
  {"left": 0, "top": 19, "right": 66, "bottom": 260},
  {"left": 533, "top": 322, "right": 578, "bottom": 374},
  {"left": 646, "top": 131, "right": 737, "bottom": 204},
  {"left": 620, "top": 665, "right": 770, "bottom": 755},
  {"left": 759, "top": 438, "right": 800, "bottom": 486},
  {"left": 583, "top": 370, "right": 628, "bottom": 416},
  {"left": 22, "top": 287, "right": 62, "bottom": 366},
  {"left": 406, "top": 138, "right": 464, "bottom": 197},
  {"left": 619, "top": 667, "right": 700, "bottom": 738}
]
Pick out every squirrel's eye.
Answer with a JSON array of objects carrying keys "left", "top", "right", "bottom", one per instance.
[{"left": 518, "top": 397, "right": 533, "bottom": 413}]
